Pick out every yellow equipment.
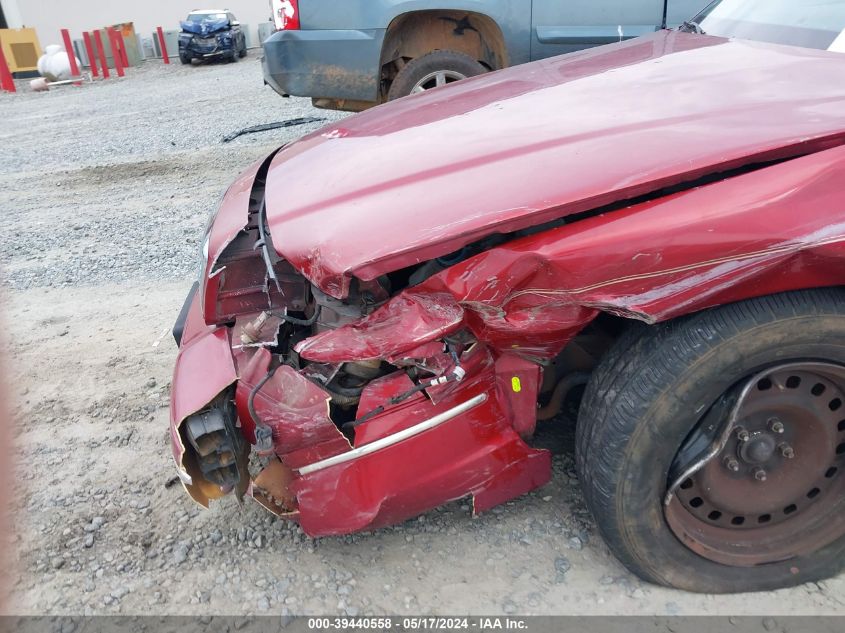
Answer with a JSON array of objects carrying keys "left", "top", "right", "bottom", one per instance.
[{"left": 0, "top": 27, "right": 42, "bottom": 74}]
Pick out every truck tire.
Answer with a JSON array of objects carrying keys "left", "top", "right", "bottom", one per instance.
[
  {"left": 387, "top": 50, "right": 487, "bottom": 100},
  {"left": 576, "top": 288, "right": 845, "bottom": 592}
]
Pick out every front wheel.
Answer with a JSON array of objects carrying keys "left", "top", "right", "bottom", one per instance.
[
  {"left": 387, "top": 50, "right": 487, "bottom": 101},
  {"left": 576, "top": 288, "right": 845, "bottom": 593},
  {"left": 179, "top": 52, "right": 191, "bottom": 65}
]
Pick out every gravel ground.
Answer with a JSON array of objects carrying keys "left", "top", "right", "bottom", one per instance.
[{"left": 2, "top": 58, "right": 845, "bottom": 618}]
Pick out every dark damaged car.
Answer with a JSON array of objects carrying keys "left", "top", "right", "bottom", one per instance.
[
  {"left": 179, "top": 9, "right": 247, "bottom": 64},
  {"left": 170, "top": 0, "right": 845, "bottom": 592}
]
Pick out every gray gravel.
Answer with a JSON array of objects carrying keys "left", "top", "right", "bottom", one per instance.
[
  {"left": 1, "top": 56, "right": 345, "bottom": 172},
  {"left": 0, "top": 56, "right": 345, "bottom": 291},
  {"left": 3, "top": 59, "right": 845, "bottom": 617}
]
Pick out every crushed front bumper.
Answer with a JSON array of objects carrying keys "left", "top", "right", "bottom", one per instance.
[
  {"left": 181, "top": 39, "right": 235, "bottom": 59},
  {"left": 169, "top": 286, "right": 551, "bottom": 536}
]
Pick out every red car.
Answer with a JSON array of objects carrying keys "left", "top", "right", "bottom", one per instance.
[{"left": 170, "top": 0, "right": 845, "bottom": 592}]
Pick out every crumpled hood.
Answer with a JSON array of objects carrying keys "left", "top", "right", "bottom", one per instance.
[
  {"left": 264, "top": 30, "right": 845, "bottom": 299},
  {"left": 180, "top": 19, "right": 230, "bottom": 36}
]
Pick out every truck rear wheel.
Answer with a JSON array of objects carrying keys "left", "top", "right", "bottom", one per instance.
[
  {"left": 576, "top": 288, "right": 845, "bottom": 592},
  {"left": 387, "top": 50, "right": 486, "bottom": 100}
]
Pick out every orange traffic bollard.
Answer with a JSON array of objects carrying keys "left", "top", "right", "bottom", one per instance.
[
  {"left": 93, "top": 29, "right": 109, "bottom": 79},
  {"left": 60, "top": 28, "right": 82, "bottom": 85},
  {"left": 107, "top": 27, "right": 125, "bottom": 77},
  {"left": 111, "top": 26, "right": 128, "bottom": 68},
  {"left": 156, "top": 27, "right": 170, "bottom": 64},
  {"left": 82, "top": 32, "right": 98, "bottom": 78}
]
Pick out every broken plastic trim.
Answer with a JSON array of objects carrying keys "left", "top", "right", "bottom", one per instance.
[
  {"left": 175, "top": 466, "right": 193, "bottom": 486},
  {"left": 297, "top": 393, "right": 488, "bottom": 475}
]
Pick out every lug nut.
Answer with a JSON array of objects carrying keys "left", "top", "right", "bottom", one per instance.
[
  {"left": 723, "top": 456, "right": 740, "bottom": 472},
  {"left": 769, "top": 418, "right": 785, "bottom": 434},
  {"left": 754, "top": 467, "right": 768, "bottom": 482},
  {"left": 779, "top": 443, "right": 795, "bottom": 459},
  {"left": 736, "top": 428, "right": 750, "bottom": 442}
]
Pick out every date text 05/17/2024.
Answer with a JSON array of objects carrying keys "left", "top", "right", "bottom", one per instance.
[{"left": 306, "top": 617, "right": 529, "bottom": 630}]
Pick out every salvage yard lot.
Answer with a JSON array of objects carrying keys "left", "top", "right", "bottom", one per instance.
[{"left": 2, "top": 60, "right": 844, "bottom": 616}]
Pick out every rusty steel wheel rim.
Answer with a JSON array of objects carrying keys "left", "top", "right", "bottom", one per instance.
[{"left": 665, "top": 362, "right": 845, "bottom": 567}]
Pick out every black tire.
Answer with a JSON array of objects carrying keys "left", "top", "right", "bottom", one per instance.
[
  {"left": 180, "top": 52, "right": 191, "bottom": 65},
  {"left": 576, "top": 288, "right": 845, "bottom": 593},
  {"left": 238, "top": 41, "right": 247, "bottom": 58},
  {"left": 387, "top": 50, "right": 487, "bottom": 100}
]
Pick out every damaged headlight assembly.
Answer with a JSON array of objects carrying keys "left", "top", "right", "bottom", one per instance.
[
  {"left": 197, "top": 234, "right": 210, "bottom": 282},
  {"left": 197, "top": 190, "right": 227, "bottom": 282}
]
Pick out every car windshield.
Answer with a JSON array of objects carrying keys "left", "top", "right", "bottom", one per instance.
[
  {"left": 687, "top": 0, "right": 845, "bottom": 51},
  {"left": 187, "top": 13, "right": 228, "bottom": 23}
]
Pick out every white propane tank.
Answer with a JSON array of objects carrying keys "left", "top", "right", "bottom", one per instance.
[{"left": 37, "top": 44, "right": 81, "bottom": 81}]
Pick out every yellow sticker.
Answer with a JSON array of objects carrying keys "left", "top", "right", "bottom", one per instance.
[{"left": 511, "top": 376, "right": 522, "bottom": 393}]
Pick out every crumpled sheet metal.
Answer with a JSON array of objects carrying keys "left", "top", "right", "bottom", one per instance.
[
  {"left": 353, "top": 344, "right": 493, "bottom": 444},
  {"left": 234, "top": 348, "right": 351, "bottom": 469},
  {"left": 172, "top": 257, "right": 549, "bottom": 531},
  {"left": 262, "top": 31, "right": 845, "bottom": 300},
  {"left": 353, "top": 372, "right": 426, "bottom": 439},
  {"left": 295, "top": 291, "right": 463, "bottom": 362},
  {"left": 173, "top": 130, "right": 845, "bottom": 535},
  {"left": 294, "top": 144, "right": 845, "bottom": 363},
  {"left": 235, "top": 343, "right": 549, "bottom": 533},
  {"left": 289, "top": 368, "right": 551, "bottom": 536}
]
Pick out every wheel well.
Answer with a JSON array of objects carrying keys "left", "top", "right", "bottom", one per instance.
[
  {"left": 544, "top": 285, "right": 845, "bottom": 418},
  {"left": 379, "top": 10, "right": 508, "bottom": 99},
  {"left": 555, "top": 284, "right": 845, "bottom": 390}
]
